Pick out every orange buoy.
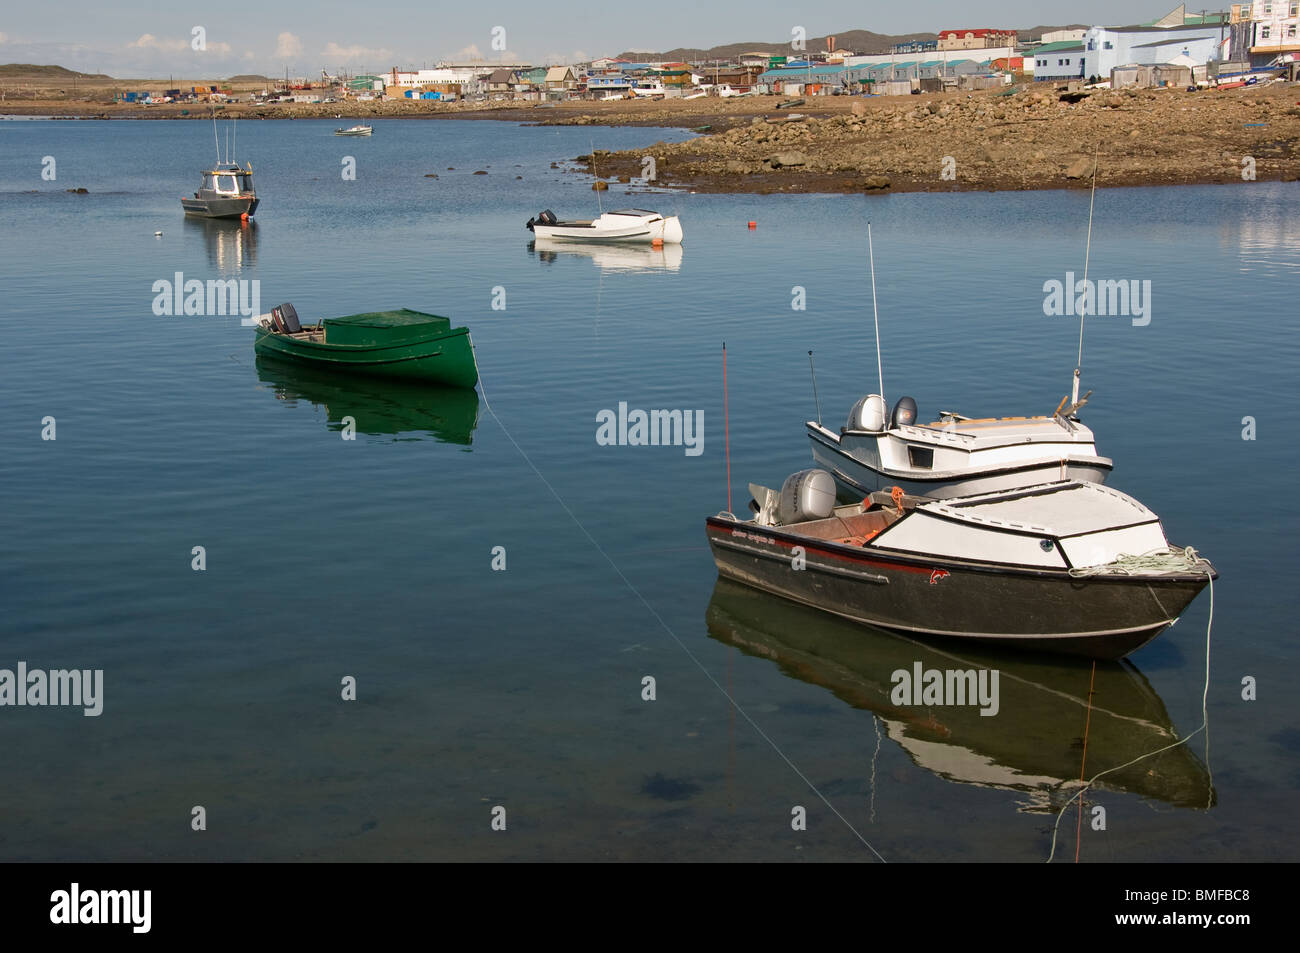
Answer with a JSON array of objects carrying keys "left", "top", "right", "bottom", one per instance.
[
  {"left": 241, "top": 212, "right": 249, "bottom": 222},
  {"left": 747, "top": 221, "right": 756, "bottom": 229},
  {"left": 652, "top": 238, "right": 663, "bottom": 247}
]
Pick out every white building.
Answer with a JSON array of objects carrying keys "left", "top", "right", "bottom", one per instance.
[
  {"left": 1237, "top": 0, "right": 1300, "bottom": 60},
  {"left": 1040, "top": 29, "right": 1087, "bottom": 44},
  {"left": 1032, "top": 42, "right": 1087, "bottom": 81},
  {"left": 388, "top": 66, "right": 488, "bottom": 87},
  {"left": 1081, "top": 20, "right": 1229, "bottom": 80}
]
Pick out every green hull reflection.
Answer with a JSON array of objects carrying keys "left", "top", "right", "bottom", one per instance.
[
  {"left": 705, "top": 578, "right": 1214, "bottom": 814},
  {"left": 256, "top": 355, "right": 480, "bottom": 444}
]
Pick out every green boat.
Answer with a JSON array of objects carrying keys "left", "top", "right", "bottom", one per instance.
[{"left": 253, "top": 304, "right": 478, "bottom": 388}]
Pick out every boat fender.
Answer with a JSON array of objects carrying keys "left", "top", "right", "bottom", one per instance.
[{"left": 776, "top": 468, "right": 837, "bottom": 524}]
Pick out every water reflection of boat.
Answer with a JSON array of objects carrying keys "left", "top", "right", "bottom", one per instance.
[
  {"left": 705, "top": 578, "right": 1214, "bottom": 813},
  {"left": 255, "top": 355, "right": 480, "bottom": 445},
  {"left": 528, "top": 237, "right": 683, "bottom": 272},
  {"left": 184, "top": 215, "right": 257, "bottom": 270}
]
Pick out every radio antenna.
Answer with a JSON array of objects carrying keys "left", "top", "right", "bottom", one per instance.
[{"left": 868, "top": 222, "right": 885, "bottom": 404}]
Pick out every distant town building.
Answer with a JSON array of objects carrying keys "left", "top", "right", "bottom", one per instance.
[
  {"left": 892, "top": 39, "right": 938, "bottom": 54},
  {"left": 937, "top": 29, "right": 1017, "bottom": 50},
  {"left": 1081, "top": 16, "right": 1229, "bottom": 80},
  {"left": 1032, "top": 41, "right": 1087, "bottom": 81},
  {"left": 1040, "top": 29, "right": 1087, "bottom": 44},
  {"left": 1232, "top": 0, "right": 1300, "bottom": 60}
]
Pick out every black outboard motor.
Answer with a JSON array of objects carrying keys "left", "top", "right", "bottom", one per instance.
[
  {"left": 525, "top": 209, "right": 557, "bottom": 232},
  {"left": 890, "top": 396, "right": 918, "bottom": 428}
]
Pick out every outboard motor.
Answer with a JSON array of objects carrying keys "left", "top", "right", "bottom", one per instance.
[
  {"left": 776, "top": 469, "right": 837, "bottom": 525},
  {"left": 845, "top": 394, "right": 887, "bottom": 432},
  {"left": 890, "top": 396, "right": 918, "bottom": 428},
  {"left": 526, "top": 209, "right": 557, "bottom": 231}
]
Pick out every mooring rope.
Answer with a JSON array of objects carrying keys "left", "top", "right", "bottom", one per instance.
[
  {"left": 1067, "top": 545, "right": 1205, "bottom": 578},
  {"left": 1047, "top": 566, "right": 1214, "bottom": 862}
]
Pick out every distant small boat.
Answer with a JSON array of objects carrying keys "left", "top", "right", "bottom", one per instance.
[
  {"left": 334, "top": 124, "right": 373, "bottom": 136},
  {"left": 525, "top": 208, "right": 684, "bottom": 244},
  {"left": 253, "top": 304, "right": 478, "bottom": 388},
  {"left": 181, "top": 162, "right": 258, "bottom": 219}
]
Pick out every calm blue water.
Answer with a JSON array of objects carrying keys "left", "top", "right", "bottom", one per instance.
[{"left": 1, "top": 117, "right": 1297, "bottom": 861}]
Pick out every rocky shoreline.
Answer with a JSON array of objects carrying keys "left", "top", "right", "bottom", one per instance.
[
  {"left": 572, "top": 85, "right": 1300, "bottom": 194},
  {"left": 6, "top": 85, "right": 1298, "bottom": 194}
]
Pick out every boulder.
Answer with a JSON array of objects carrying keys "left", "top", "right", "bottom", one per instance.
[
  {"left": 862, "top": 175, "right": 891, "bottom": 191},
  {"left": 766, "top": 151, "right": 808, "bottom": 168},
  {"left": 1065, "top": 157, "right": 1095, "bottom": 179}
]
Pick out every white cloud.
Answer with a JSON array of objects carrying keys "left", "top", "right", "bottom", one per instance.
[
  {"left": 448, "top": 43, "right": 484, "bottom": 61},
  {"left": 274, "top": 32, "right": 302, "bottom": 59},
  {"left": 127, "top": 32, "right": 231, "bottom": 56},
  {"left": 129, "top": 33, "right": 185, "bottom": 52},
  {"left": 542, "top": 50, "right": 590, "bottom": 65},
  {"left": 321, "top": 41, "right": 392, "bottom": 63}
]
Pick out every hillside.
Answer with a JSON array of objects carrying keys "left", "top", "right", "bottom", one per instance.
[
  {"left": 0, "top": 63, "right": 112, "bottom": 80},
  {"left": 620, "top": 24, "right": 1091, "bottom": 59}
]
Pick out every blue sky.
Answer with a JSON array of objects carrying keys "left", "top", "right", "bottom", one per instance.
[{"left": 1, "top": 2, "right": 1176, "bottom": 77}]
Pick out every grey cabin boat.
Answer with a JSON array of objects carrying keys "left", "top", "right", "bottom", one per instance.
[{"left": 181, "top": 162, "right": 259, "bottom": 219}]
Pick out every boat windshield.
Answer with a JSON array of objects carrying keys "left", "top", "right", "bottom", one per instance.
[
  {"left": 216, "top": 174, "right": 239, "bottom": 193},
  {"left": 236, "top": 173, "right": 253, "bottom": 191},
  {"left": 201, "top": 173, "right": 217, "bottom": 191}
]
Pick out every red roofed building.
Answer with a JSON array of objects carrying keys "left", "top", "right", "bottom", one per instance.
[{"left": 938, "top": 28, "right": 1018, "bottom": 50}]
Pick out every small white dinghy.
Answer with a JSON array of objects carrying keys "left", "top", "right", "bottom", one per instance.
[{"left": 525, "top": 208, "right": 683, "bottom": 244}]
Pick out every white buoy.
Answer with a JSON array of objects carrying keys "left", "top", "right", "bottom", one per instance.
[{"left": 154, "top": 230, "right": 162, "bottom": 237}]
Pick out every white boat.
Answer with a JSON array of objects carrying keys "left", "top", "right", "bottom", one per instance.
[
  {"left": 334, "top": 124, "right": 373, "bottom": 136},
  {"left": 811, "top": 209, "right": 1112, "bottom": 500},
  {"left": 807, "top": 395, "right": 1112, "bottom": 499},
  {"left": 525, "top": 208, "right": 684, "bottom": 244}
]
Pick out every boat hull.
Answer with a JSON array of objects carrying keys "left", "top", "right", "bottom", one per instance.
[
  {"left": 809, "top": 423, "right": 1112, "bottom": 499},
  {"left": 253, "top": 325, "right": 478, "bottom": 388},
  {"left": 181, "top": 196, "right": 259, "bottom": 219},
  {"left": 705, "top": 516, "right": 1211, "bottom": 660}
]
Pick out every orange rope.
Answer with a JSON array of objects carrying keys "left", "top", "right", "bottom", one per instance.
[
  {"left": 1075, "top": 660, "right": 1097, "bottom": 862},
  {"left": 722, "top": 343, "right": 731, "bottom": 514}
]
